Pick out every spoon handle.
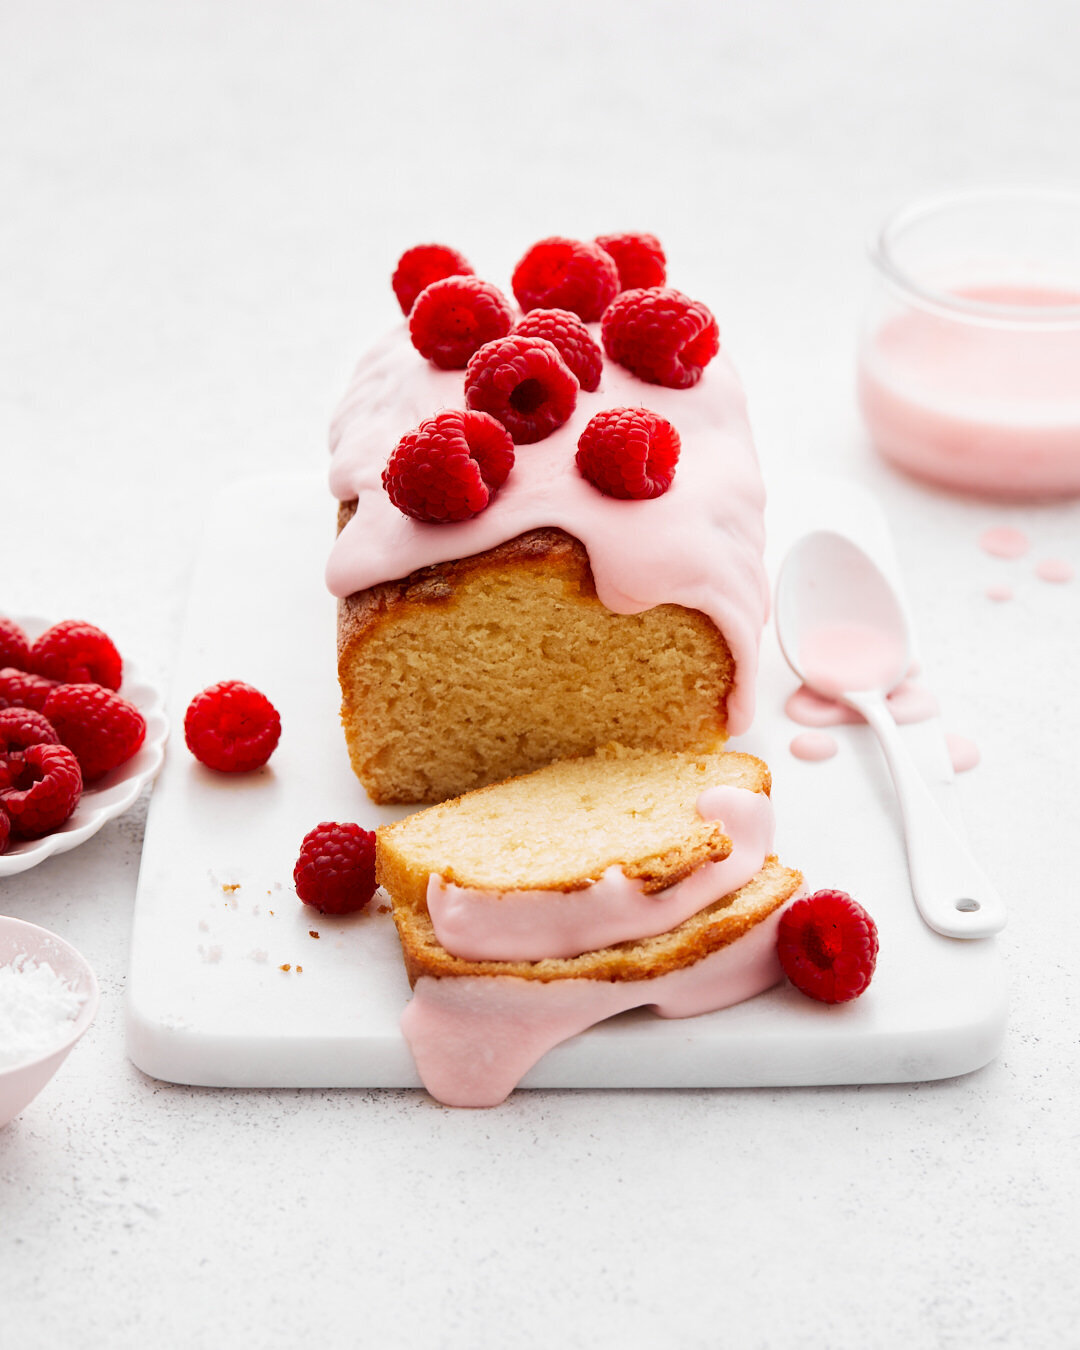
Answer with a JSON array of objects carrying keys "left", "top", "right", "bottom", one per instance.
[{"left": 844, "top": 692, "right": 1007, "bottom": 939}]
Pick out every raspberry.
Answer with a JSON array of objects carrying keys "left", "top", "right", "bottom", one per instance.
[
  {"left": 777, "top": 890, "right": 879, "bottom": 1004},
  {"left": 0, "top": 806, "right": 9, "bottom": 854},
  {"left": 408, "top": 276, "right": 515, "bottom": 370},
  {"left": 392, "top": 243, "right": 474, "bottom": 316},
  {"left": 514, "top": 309, "right": 603, "bottom": 392},
  {"left": 595, "top": 232, "right": 667, "bottom": 291},
  {"left": 464, "top": 336, "right": 578, "bottom": 445},
  {"left": 511, "top": 237, "right": 620, "bottom": 322},
  {"left": 184, "top": 681, "right": 281, "bottom": 773},
  {"left": 575, "top": 407, "right": 681, "bottom": 500},
  {"left": 0, "top": 618, "right": 31, "bottom": 671},
  {"left": 383, "top": 410, "right": 515, "bottom": 523},
  {"left": 0, "top": 707, "right": 59, "bottom": 791},
  {"left": 293, "top": 821, "right": 377, "bottom": 915},
  {"left": 30, "top": 619, "right": 123, "bottom": 690},
  {"left": 0, "top": 667, "right": 57, "bottom": 713},
  {"left": 0, "top": 742, "right": 82, "bottom": 839},
  {"left": 42, "top": 683, "right": 146, "bottom": 782},
  {"left": 601, "top": 287, "right": 720, "bottom": 389}
]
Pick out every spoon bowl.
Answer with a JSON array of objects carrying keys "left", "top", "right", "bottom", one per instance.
[{"left": 776, "top": 530, "right": 1006, "bottom": 940}]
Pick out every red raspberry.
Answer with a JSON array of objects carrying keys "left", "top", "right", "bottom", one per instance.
[
  {"left": 392, "top": 244, "right": 474, "bottom": 316},
  {"left": 464, "top": 336, "right": 578, "bottom": 445},
  {"left": 595, "top": 232, "right": 667, "bottom": 291},
  {"left": 514, "top": 309, "right": 603, "bottom": 392},
  {"left": 0, "top": 707, "right": 59, "bottom": 791},
  {"left": 601, "top": 287, "right": 720, "bottom": 389},
  {"left": 383, "top": 410, "right": 515, "bottom": 523},
  {"left": 0, "top": 618, "right": 31, "bottom": 670},
  {"left": 30, "top": 619, "right": 123, "bottom": 690},
  {"left": 777, "top": 890, "right": 879, "bottom": 1004},
  {"left": 293, "top": 821, "right": 377, "bottom": 915},
  {"left": 184, "top": 681, "right": 281, "bottom": 773},
  {"left": 0, "top": 806, "right": 9, "bottom": 854},
  {"left": 0, "top": 667, "right": 57, "bottom": 713},
  {"left": 575, "top": 407, "right": 681, "bottom": 500},
  {"left": 408, "top": 276, "right": 515, "bottom": 370},
  {"left": 42, "top": 683, "right": 146, "bottom": 782},
  {"left": 0, "top": 742, "right": 82, "bottom": 838},
  {"left": 511, "top": 237, "right": 619, "bottom": 322}
]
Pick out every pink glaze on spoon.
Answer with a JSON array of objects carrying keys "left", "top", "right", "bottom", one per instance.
[
  {"left": 946, "top": 733, "right": 981, "bottom": 773},
  {"left": 789, "top": 731, "right": 839, "bottom": 762},
  {"left": 1036, "top": 557, "right": 1074, "bottom": 583},
  {"left": 979, "top": 526, "right": 1029, "bottom": 559}
]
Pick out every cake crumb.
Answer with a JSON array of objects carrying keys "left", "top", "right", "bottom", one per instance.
[
  {"left": 279, "top": 963, "right": 291, "bottom": 972},
  {"left": 296, "top": 965, "right": 303, "bottom": 973},
  {"left": 222, "top": 884, "right": 240, "bottom": 893},
  {"left": 377, "top": 903, "right": 391, "bottom": 915},
  {"left": 309, "top": 930, "right": 320, "bottom": 939}
]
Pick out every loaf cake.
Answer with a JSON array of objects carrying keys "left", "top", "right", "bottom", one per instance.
[
  {"left": 376, "top": 745, "right": 803, "bottom": 1107},
  {"left": 327, "top": 238, "right": 769, "bottom": 804}
]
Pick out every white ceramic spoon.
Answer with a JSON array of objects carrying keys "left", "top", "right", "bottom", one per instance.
[{"left": 775, "top": 530, "right": 1006, "bottom": 940}]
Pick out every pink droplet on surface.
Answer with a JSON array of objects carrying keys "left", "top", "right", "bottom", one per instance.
[
  {"left": 946, "top": 733, "right": 981, "bottom": 774},
  {"left": 1035, "top": 557, "right": 1073, "bottom": 584},
  {"left": 986, "top": 583, "right": 1013, "bottom": 602},
  {"left": 979, "top": 526, "right": 1029, "bottom": 559},
  {"left": 789, "top": 731, "right": 839, "bottom": 762}
]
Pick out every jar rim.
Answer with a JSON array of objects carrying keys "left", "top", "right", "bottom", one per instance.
[{"left": 870, "top": 186, "right": 1080, "bottom": 329}]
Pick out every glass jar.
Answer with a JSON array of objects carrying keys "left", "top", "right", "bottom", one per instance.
[{"left": 857, "top": 187, "right": 1080, "bottom": 499}]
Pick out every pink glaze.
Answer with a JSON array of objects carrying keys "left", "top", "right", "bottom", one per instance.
[
  {"left": 946, "top": 733, "right": 981, "bottom": 773},
  {"left": 798, "top": 622, "right": 907, "bottom": 699},
  {"left": 326, "top": 325, "right": 769, "bottom": 735},
  {"left": 979, "top": 526, "right": 1029, "bottom": 559},
  {"left": 786, "top": 679, "right": 938, "bottom": 729},
  {"left": 789, "top": 731, "right": 838, "bottom": 762},
  {"left": 1036, "top": 557, "right": 1074, "bottom": 583},
  {"left": 401, "top": 894, "right": 798, "bottom": 1108},
  {"left": 426, "top": 785, "right": 773, "bottom": 962},
  {"left": 986, "top": 584, "right": 1013, "bottom": 602},
  {"left": 859, "top": 285, "right": 1080, "bottom": 499}
]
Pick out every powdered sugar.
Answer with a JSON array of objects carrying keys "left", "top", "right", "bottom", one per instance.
[{"left": 0, "top": 956, "right": 86, "bottom": 1067}]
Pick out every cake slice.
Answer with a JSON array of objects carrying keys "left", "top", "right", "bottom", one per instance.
[{"left": 376, "top": 746, "right": 803, "bottom": 1107}]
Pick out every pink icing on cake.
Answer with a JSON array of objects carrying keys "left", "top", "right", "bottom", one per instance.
[
  {"left": 426, "top": 785, "right": 774, "bottom": 962},
  {"left": 400, "top": 894, "right": 799, "bottom": 1109},
  {"left": 326, "top": 324, "right": 769, "bottom": 736}
]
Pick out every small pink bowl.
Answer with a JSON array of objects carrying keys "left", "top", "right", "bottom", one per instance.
[{"left": 0, "top": 917, "right": 100, "bottom": 1127}]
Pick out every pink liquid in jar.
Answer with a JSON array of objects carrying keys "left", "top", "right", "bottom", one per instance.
[{"left": 859, "top": 284, "right": 1080, "bottom": 499}]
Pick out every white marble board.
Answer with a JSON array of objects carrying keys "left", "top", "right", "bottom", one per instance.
[{"left": 126, "top": 474, "right": 1006, "bottom": 1091}]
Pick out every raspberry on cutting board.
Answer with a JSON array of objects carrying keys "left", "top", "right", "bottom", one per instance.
[
  {"left": 777, "top": 890, "right": 880, "bottom": 1004},
  {"left": 184, "top": 681, "right": 281, "bottom": 773},
  {"left": 294, "top": 821, "right": 377, "bottom": 915}
]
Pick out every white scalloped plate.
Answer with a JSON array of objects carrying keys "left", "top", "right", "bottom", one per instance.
[{"left": 0, "top": 617, "right": 169, "bottom": 878}]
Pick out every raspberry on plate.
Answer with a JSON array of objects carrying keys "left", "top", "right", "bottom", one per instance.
[
  {"left": 511, "top": 237, "right": 620, "bottom": 322},
  {"left": 184, "top": 681, "right": 281, "bottom": 773},
  {"left": 0, "top": 707, "right": 58, "bottom": 790},
  {"left": 392, "top": 243, "right": 474, "bottom": 315},
  {"left": 30, "top": 619, "right": 123, "bottom": 690},
  {"left": 383, "top": 409, "right": 515, "bottom": 524},
  {"left": 43, "top": 683, "right": 146, "bottom": 782},
  {"left": 464, "top": 335, "right": 578, "bottom": 444},
  {"left": 0, "top": 617, "right": 31, "bottom": 671},
  {"left": 0, "top": 667, "right": 57, "bottom": 713},
  {"left": 0, "top": 806, "right": 9, "bottom": 854},
  {"left": 514, "top": 309, "right": 603, "bottom": 392},
  {"left": 777, "top": 889, "right": 879, "bottom": 1004},
  {"left": 595, "top": 232, "right": 667, "bottom": 291},
  {"left": 0, "top": 742, "right": 83, "bottom": 839},
  {"left": 601, "top": 287, "right": 720, "bottom": 389},
  {"left": 576, "top": 407, "right": 681, "bottom": 500},
  {"left": 408, "top": 275, "right": 515, "bottom": 370},
  {"left": 294, "top": 821, "right": 377, "bottom": 914}
]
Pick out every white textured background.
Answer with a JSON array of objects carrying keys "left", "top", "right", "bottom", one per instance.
[{"left": 2, "top": 2, "right": 1078, "bottom": 1346}]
